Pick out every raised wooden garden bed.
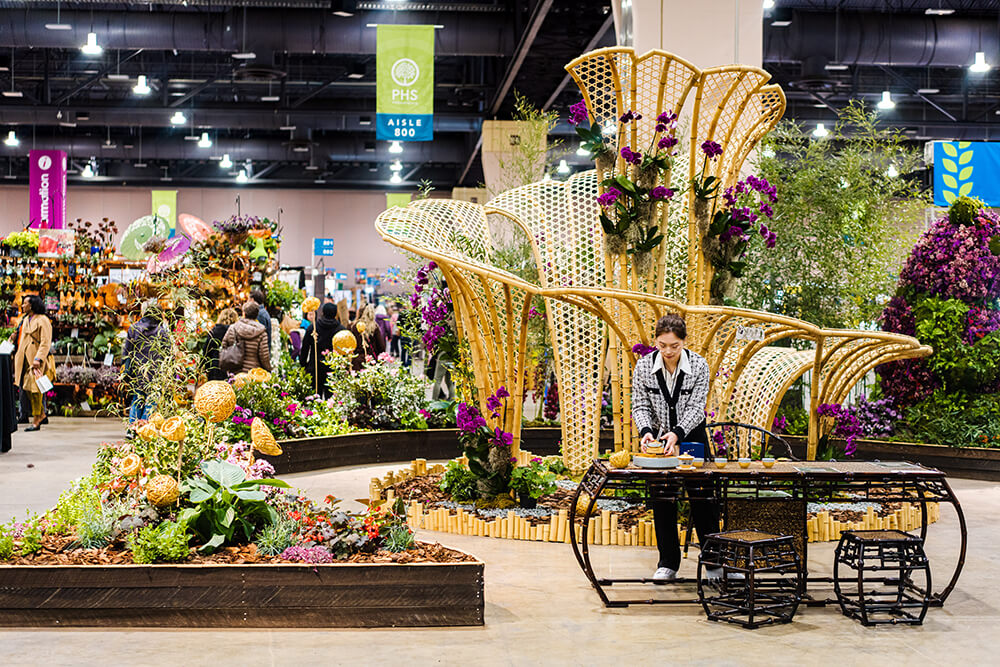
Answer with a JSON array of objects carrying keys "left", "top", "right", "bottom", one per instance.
[
  {"left": 0, "top": 554, "right": 484, "bottom": 628},
  {"left": 266, "top": 427, "right": 615, "bottom": 474}
]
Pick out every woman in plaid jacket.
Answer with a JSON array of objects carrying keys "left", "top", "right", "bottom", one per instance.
[{"left": 631, "top": 313, "right": 721, "bottom": 582}]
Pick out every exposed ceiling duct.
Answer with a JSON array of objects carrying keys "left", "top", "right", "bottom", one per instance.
[
  {"left": 765, "top": 11, "right": 1000, "bottom": 68},
  {"left": 0, "top": 8, "right": 513, "bottom": 57}
]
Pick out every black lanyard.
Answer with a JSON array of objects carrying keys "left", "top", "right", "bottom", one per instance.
[{"left": 654, "top": 353, "right": 686, "bottom": 430}]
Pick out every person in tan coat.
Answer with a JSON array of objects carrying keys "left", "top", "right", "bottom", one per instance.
[
  {"left": 10, "top": 294, "right": 52, "bottom": 431},
  {"left": 221, "top": 301, "right": 271, "bottom": 373}
]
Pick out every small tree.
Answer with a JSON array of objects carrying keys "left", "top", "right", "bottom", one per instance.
[{"left": 737, "top": 101, "right": 928, "bottom": 329}]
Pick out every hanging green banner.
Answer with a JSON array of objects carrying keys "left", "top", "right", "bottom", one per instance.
[
  {"left": 376, "top": 24, "right": 434, "bottom": 142},
  {"left": 386, "top": 192, "right": 412, "bottom": 210},
  {"left": 151, "top": 190, "right": 177, "bottom": 238}
]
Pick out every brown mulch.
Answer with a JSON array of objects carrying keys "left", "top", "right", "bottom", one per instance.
[
  {"left": 391, "top": 473, "right": 450, "bottom": 503},
  {"left": 7, "top": 535, "right": 475, "bottom": 566}
]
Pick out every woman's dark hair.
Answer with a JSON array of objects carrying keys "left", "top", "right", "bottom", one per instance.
[
  {"left": 654, "top": 313, "right": 686, "bottom": 340},
  {"left": 321, "top": 302, "right": 337, "bottom": 319},
  {"left": 24, "top": 294, "right": 45, "bottom": 315},
  {"left": 250, "top": 288, "right": 266, "bottom": 305},
  {"left": 242, "top": 301, "right": 260, "bottom": 320}
]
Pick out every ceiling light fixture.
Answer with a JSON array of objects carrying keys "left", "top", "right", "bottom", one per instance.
[
  {"left": 3, "top": 130, "right": 18, "bottom": 147},
  {"left": 133, "top": 75, "right": 151, "bottom": 95},
  {"left": 170, "top": 111, "right": 186, "bottom": 125},
  {"left": 812, "top": 123, "right": 829, "bottom": 138},
  {"left": 924, "top": 8, "right": 955, "bottom": 15},
  {"left": 916, "top": 88, "right": 940, "bottom": 95},
  {"left": 542, "top": 173, "right": 552, "bottom": 181},
  {"left": 390, "top": 172, "right": 402, "bottom": 184},
  {"left": 576, "top": 144, "right": 589, "bottom": 156},
  {"left": 388, "top": 140, "right": 403, "bottom": 153},
  {"left": 824, "top": 64, "right": 849, "bottom": 71},
  {"left": 877, "top": 90, "right": 895, "bottom": 110},
  {"left": 81, "top": 160, "right": 96, "bottom": 178},
  {"left": 236, "top": 169, "right": 248, "bottom": 183},
  {"left": 198, "top": 132, "right": 212, "bottom": 148},
  {"left": 556, "top": 159, "right": 570, "bottom": 174},
  {"left": 260, "top": 95, "right": 280, "bottom": 102},
  {"left": 1, "top": 91, "right": 22, "bottom": 99},
  {"left": 762, "top": 0, "right": 775, "bottom": 8},
  {"left": 602, "top": 122, "right": 616, "bottom": 136},
  {"left": 45, "top": 2, "right": 72, "bottom": 30},
  {"left": 771, "top": 19, "right": 791, "bottom": 27},
  {"left": 970, "top": 51, "right": 991, "bottom": 73},
  {"left": 81, "top": 32, "right": 102, "bottom": 56},
  {"left": 333, "top": 11, "right": 354, "bottom": 18},
  {"left": 219, "top": 154, "right": 233, "bottom": 169},
  {"left": 233, "top": 6, "right": 255, "bottom": 60},
  {"left": 390, "top": 160, "right": 402, "bottom": 171}
]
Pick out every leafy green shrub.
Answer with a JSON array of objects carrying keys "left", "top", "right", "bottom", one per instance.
[
  {"left": 899, "top": 389, "right": 1000, "bottom": 448},
  {"left": 440, "top": 460, "right": 478, "bottom": 501},
  {"left": 325, "top": 353, "right": 430, "bottom": 430},
  {"left": 509, "top": 460, "right": 558, "bottom": 500},
  {"left": 948, "top": 196, "right": 984, "bottom": 226},
  {"left": 540, "top": 456, "right": 569, "bottom": 476},
  {"left": 75, "top": 500, "right": 125, "bottom": 549},
  {"left": 178, "top": 459, "right": 290, "bottom": 553},
  {"left": 128, "top": 521, "right": 191, "bottom": 564},
  {"left": 383, "top": 524, "right": 415, "bottom": 552},
  {"left": 0, "top": 524, "right": 14, "bottom": 560},
  {"left": 265, "top": 278, "right": 303, "bottom": 312},
  {"left": 253, "top": 514, "right": 299, "bottom": 556},
  {"left": 51, "top": 475, "right": 103, "bottom": 533},
  {"left": 18, "top": 513, "right": 44, "bottom": 556},
  {"left": 779, "top": 407, "right": 809, "bottom": 436}
]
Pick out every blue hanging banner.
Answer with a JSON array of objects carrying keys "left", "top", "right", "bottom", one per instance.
[
  {"left": 934, "top": 141, "right": 1000, "bottom": 206},
  {"left": 313, "top": 237, "right": 335, "bottom": 256}
]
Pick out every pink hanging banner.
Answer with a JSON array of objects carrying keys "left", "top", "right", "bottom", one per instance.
[{"left": 28, "top": 150, "right": 67, "bottom": 230}]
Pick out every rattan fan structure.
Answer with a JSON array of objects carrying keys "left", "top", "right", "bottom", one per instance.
[{"left": 375, "top": 47, "right": 931, "bottom": 471}]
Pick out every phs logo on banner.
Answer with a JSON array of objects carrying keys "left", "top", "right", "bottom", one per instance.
[
  {"left": 376, "top": 25, "right": 434, "bottom": 142},
  {"left": 933, "top": 141, "right": 1000, "bottom": 207}
]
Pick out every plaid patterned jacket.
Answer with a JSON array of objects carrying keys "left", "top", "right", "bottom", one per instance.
[{"left": 631, "top": 348, "right": 710, "bottom": 441}]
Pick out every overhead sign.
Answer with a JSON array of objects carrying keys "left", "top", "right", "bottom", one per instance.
[
  {"left": 151, "top": 190, "right": 177, "bottom": 237},
  {"left": 313, "top": 237, "right": 335, "bottom": 256},
  {"left": 336, "top": 272, "right": 348, "bottom": 281},
  {"left": 933, "top": 141, "right": 1000, "bottom": 206},
  {"left": 355, "top": 268, "right": 368, "bottom": 283},
  {"left": 29, "top": 150, "right": 67, "bottom": 230},
  {"left": 376, "top": 25, "right": 434, "bottom": 142}
]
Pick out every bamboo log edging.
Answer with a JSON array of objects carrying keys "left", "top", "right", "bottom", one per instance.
[{"left": 371, "top": 460, "right": 939, "bottom": 546}]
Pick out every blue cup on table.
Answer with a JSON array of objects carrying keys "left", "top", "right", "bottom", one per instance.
[{"left": 680, "top": 441, "right": 705, "bottom": 459}]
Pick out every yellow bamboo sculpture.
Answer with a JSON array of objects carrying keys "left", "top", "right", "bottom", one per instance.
[{"left": 375, "top": 47, "right": 932, "bottom": 470}]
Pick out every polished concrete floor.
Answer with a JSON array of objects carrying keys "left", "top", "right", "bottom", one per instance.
[{"left": 0, "top": 418, "right": 995, "bottom": 666}]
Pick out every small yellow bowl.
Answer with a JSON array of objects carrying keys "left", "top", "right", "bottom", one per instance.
[
  {"left": 761, "top": 458, "right": 776, "bottom": 469},
  {"left": 692, "top": 458, "right": 705, "bottom": 468},
  {"left": 714, "top": 458, "right": 728, "bottom": 468},
  {"left": 738, "top": 458, "right": 752, "bottom": 469},
  {"left": 678, "top": 454, "right": 694, "bottom": 466}
]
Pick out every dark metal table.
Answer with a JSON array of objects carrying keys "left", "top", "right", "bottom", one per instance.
[{"left": 569, "top": 459, "right": 967, "bottom": 608}]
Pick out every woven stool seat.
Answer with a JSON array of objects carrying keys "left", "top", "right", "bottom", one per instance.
[
  {"left": 834, "top": 530, "right": 931, "bottom": 626},
  {"left": 697, "top": 531, "right": 802, "bottom": 629}
]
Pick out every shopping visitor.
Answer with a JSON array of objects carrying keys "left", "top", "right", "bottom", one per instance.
[
  {"left": 250, "top": 288, "right": 273, "bottom": 352},
  {"left": 336, "top": 300, "right": 350, "bottom": 328},
  {"left": 122, "top": 300, "right": 169, "bottom": 425},
  {"left": 10, "top": 294, "right": 53, "bottom": 431},
  {"left": 349, "top": 303, "right": 385, "bottom": 371},
  {"left": 221, "top": 301, "right": 272, "bottom": 373},
  {"left": 299, "top": 302, "right": 343, "bottom": 396},
  {"left": 203, "top": 307, "right": 238, "bottom": 381},
  {"left": 631, "top": 313, "right": 722, "bottom": 582}
]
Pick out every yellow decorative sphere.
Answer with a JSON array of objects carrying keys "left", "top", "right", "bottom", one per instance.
[
  {"left": 248, "top": 367, "right": 271, "bottom": 383},
  {"left": 232, "top": 373, "right": 250, "bottom": 390},
  {"left": 302, "top": 296, "right": 321, "bottom": 314},
  {"left": 160, "top": 416, "right": 187, "bottom": 442},
  {"left": 251, "top": 417, "right": 283, "bottom": 456},
  {"left": 575, "top": 493, "right": 594, "bottom": 517},
  {"left": 137, "top": 422, "right": 160, "bottom": 441},
  {"left": 149, "top": 412, "right": 165, "bottom": 429},
  {"left": 609, "top": 450, "right": 632, "bottom": 469},
  {"left": 146, "top": 475, "right": 180, "bottom": 506},
  {"left": 193, "top": 380, "right": 237, "bottom": 423},
  {"left": 120, "top": 453, "right": 143, "bottom": 477},
  {"left": 355, "top": 321, "right": 367, "bottom": 334},
  {"left": 332, "top": 329, "right": 357, "bottom": 355}
]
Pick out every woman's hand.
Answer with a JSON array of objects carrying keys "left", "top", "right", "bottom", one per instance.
[
  {"left": 663, "top": 432, "right": 678, "bottom": 456},
  {"left": 640, "top": 432, "right": 655, "bottom": 453}
]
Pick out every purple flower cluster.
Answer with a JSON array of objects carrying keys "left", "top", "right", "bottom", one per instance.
[
  {"left": 649, "top": 186, "right": 674, "bottom": 201},
  {"left": 965, "top": 306, "right": 1000, "bottom": 344},
  {"left": 720, "top": 225, "right": 750, "bottom": 243},
  {"left": 817, "top": 403, "right": 862, "bottom": 456},
  {"left": 620, "top": 146, "right": 642, "bottom": 165},
  {"left": 619, "top": 110, "right": 642, "bottom": 124},
  {"left": 657, "top": 135, "right": 678, "bottom": 151},
  {"left": 759, "top": 224, "right": 777, "bottom": 249},
  {"left": 655, "top": 110, "right": 678, "bottom": 133},
  {"left": 568, "top": 100, "right": 589, "bottom": 126},
  {"left": 493, "top": 427, "right": 513, "bottom": 448},
  {"left": 456, "top": 402, "right": 487, "bottom": 433},
  {"left": 772, "top": 414, "right": 788, "bottom": 434},
  {"left": 485, "top": 386, "right": 510, "bottom": 418},
  {"left": 280, "top": 545, "right": 334, "bottom": 564},
  {"left": 843, "top": 396, "right": 902, "bottom": 439},
  {"left": 632, "top": 343, "right": 656, "bottom": 357},
  {"left": 897, "top": 211, "right": 1000, "bottom": 303},
  {"left": 597, "top": 187, "right": 622, "bottom": 207},
  {"left": 420, "top": 286, "right": 452, "bottom": 352},
  {"left": 701, "top": 140, "right": 723, "bottom": 159}
]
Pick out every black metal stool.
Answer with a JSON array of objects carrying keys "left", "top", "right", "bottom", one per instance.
[
  {"left": 697, "top": 530, "right": 803, "bottom": 629},
  {"left": 834, "top": 529, "right": 931, "bottom": 626}
]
